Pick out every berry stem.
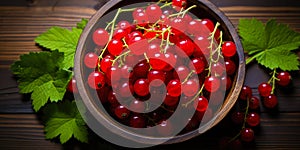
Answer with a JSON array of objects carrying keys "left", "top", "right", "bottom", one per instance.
[
  {"left": 182, "top": 83, "right": 205, "bottom": 107},
  {"left": 168, "top": 5, "right": 197, "bottom": 18},
  {"left": 207, "top": 22, "right": 221, "bottom": 77},
  {"left": 267, "top": 69, "right": 278, "bottom": 94},
  {"left": 245, "top": 52, "right": 264, "bottom": 65},
  {"left": 182, "top": 70, "right": 196, "bottom": 84},
  {"left": 160, "top": 1, "right": 173, "bottom": 8},
  {"left": 228, "top": 97, "right": 250, "bottom": 143},
  {"left": 112, "top": 50, "right": 130, "bottom": 66}
]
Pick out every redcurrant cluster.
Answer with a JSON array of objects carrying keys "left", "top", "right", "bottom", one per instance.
[
  {"left": 220, "top": 70, "right": 292, "bottom": 148},
  {"left": 71, "top": 0, "right": 239, "bottom": 136},
  {"left": 258, "top": 70, "right": 292, "bottom": 108}
]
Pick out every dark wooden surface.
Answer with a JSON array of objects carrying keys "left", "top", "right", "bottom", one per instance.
[{"left": 0, "top": 0, "right": 300, "bottom": 149}]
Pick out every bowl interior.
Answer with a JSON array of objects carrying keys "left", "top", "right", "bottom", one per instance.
[{"left": 74, "top": 0, "right": 245, "bottom": 146}]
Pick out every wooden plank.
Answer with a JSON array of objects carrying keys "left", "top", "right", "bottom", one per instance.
[
  {"left": 1, "top": 0, "right": 300, "bottom": 7},
  {"left": 0, "top": 6, "right": 299, "bottom": 63},
  {"left": 0, "top": 113, "right": 299, "bottom": 149}
]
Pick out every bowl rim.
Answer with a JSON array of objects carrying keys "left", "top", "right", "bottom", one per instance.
[{"left": 74, "top": 0, "right": 245, "bottom": 145}]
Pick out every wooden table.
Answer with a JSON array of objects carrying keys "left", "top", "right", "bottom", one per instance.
[{"left": 1, "top": 0, "right": 300, "bottom": 149}]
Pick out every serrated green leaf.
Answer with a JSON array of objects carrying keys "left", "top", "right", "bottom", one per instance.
[
  {"left": 238, "top": 19, "right": 300, "bottom": 71},
  {"left": 266, "top": 19, "right": 300, "bottom": 50},
  {"left": 44, "top": 101, "right": 88, "bottom": 143},
  {"left": 255, "top": 48, "right": 300, "bottom": 71},
  {"left": 238, "top": 18, "right": 267, "bottom": 52},
  {"left": 35, "top": 26, "right": 82, "bottom": 69},
  {"left": 10, "top": 51, "right": 72, "bottom": 111}
]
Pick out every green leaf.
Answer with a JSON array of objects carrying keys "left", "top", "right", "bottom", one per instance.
[
  {"left": 43, "top": 100, "right": 88, "bottom": 143},
  {"left": 34, "top": 26, "right": 82, "bottom": 69},
  {"left": 77, "top": 18, "right": 88, "bottom": 29},
  {"left": 11, "top": 51, "right": 72, "bottom": 111},
  {"left": 238, "top": 18, "right": 267, "bottom": 52},
  {"left": 238, "top": 19, "right": 300, "bottom": 71},
  {"left": 255, "top": 48, "right": 299, "bottom": 71}
]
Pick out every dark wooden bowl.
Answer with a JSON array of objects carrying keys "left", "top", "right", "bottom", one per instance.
[{"left": 74, "top": 0, "right": 245, "bottom": 146}]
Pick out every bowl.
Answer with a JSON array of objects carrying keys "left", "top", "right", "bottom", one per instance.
[{"left": 74, "top": 0, "right": 245, "bottom": 148}]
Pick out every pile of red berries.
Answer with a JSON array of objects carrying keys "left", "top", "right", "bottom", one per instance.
[{"left": 77, "top": 0, "right": 239, "bottom": 136}]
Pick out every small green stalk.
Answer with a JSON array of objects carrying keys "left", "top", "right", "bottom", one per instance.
[
  {"left": 268, "top": 69, "right": 278, "bottom": 94},
  {"left": 168, "top": 5, "right": 197, "bottom": 18},
  {"left": 182, "top": 83, "right": 205, "bottom": 107},
  {"left": 207, "top": 22, "right": 221, "bottom": 77},
  {"left": 228, "top": 97, "right": 250, "bottom": 143}
]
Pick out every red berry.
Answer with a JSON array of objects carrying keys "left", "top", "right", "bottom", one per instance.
[
  {"left": 87, "top": 71, "right": 105, "bottom": 89},
  {"left": 93, "top": 28, "right": 109, "bottom": 46},
  {"left": 172, "top": 0, "right": 187, "bottom": 10},
  {"left": 129, "top": 114, "right": 146, "bottom": 128},
  {"left": 182, "top": 79, "right": 199, "bottom": 97},
  {"left": 175, "top": 38, "right": 195, "bottom": 57},
  {"left": 276, "top": 71, "right": 291, "bottom": 86},
  {"left": 193, "top": 96, "right": 209, "bottom": 112},
  {"left": 147, "top": 42, "right": 161, "bottom": 56},
  {"left": 163, "top": 52, "right": 177, "bottom": 71},
  {"left": 187, "top": 19, "right": 202, "bottom": 35},
  {"left": 193, "top": 35, "right": 210, "bottom": 56},
  {"left": 173, "top": 65, "right": 190, "bottom": 81},
  {"left": 128, "top": 36, "right": 149, "bottom": 55},
  {"left": 149, "top": 52, "right": 168, "bottom": 70},
  {"left": 240, "top": 128, "right": 255, "bottom": 142},
  {"left": 129, "top": 100, "right": 146, "bottom": 113},
  {"left": 239, "top": 86, "right": 252, "bottom": 100},
  {"left": 246, "top": 112, "right": 260, "bottom": 127},
  {"left": 164, "top": 93, "right": 179, "bottom": 106},
  {"left": 67, "top": 77, "right": 78, "bottom": 93},
  {"left": 105, "top": 66, "right": 121, "bottom": 85},
  {"left": 120, "top": 64, "right": 133, "bottom": 79},
  {"left": 114, "top": 105, "right": 130, "bottom": 119},
  {"left": 145, "top": 4, "right": 162, "bottom": 23},
  {"left": 84, "top": 52, "right": 99, "bottom": 68},
  {"left": 132, "top": 8, "right": 144, "bottom": 19},
  {"left": 133, "top": 11, "right": 148, "bottom": 24},
  {"left": 263, "top": 94, "right": 278, "bottom": 108},
  {"left": 134, "top": 78, "right": 150, "bottom": 97},
  {"left": 113, "top": 28, "right": 129, "bottom": 40},
  {"left": 107, "top": 90, "right": 119, "bottom": 106},
  {"left": 100, "top": 54, "right": 114, "bottom": 73},
  {"left": 148, "top": 70, "right": 165, "bottom": 87},
  {"left": 189, "top": 57, "right": 206, "bottom": 74},
  {"left": 108, "top": 39, "right": 123, "bottom": 56},
  {"left": 129, "top": 31, "right": 143, "bottom": 38},
  {"left": 118, "top": 81, "right": 133, "bottom": 97},
  {"left": 204, "top": 76, "right": 220, "bottom": 93},
  {"left": 133, "top": 60, "right": 150, "bottom": 78},
  {"left": 222, "top": 41, "right": 237, "bottom": 57},
  {"left": 258, "top": 82, "right": 272, "bottom": 97},
  {"left": 117, "top": 20, "right": 132, "bottom": 33},
  {"left": 249, "top": 96, "right": 260, "bottom": 110},
  {"left": 211, "top": 62, "right": 225, "bottom": 76},
  {"left": 231, "top": 111, "right": 244, "bottom": 125},
  {"left": 167, "top": 79, "right": 182, "bottom": 97},
  {"left": 171, "top": 17, "right": 186, "bottom": 34},
  {"left": 200, "top": 19, "right": 214, "bottom": 35},
  {"left": 225, "top": 59, "right": 236, "bottom": 75},
  {"left": 221, "top": 75, "right": 232, "bottom": 91}
]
